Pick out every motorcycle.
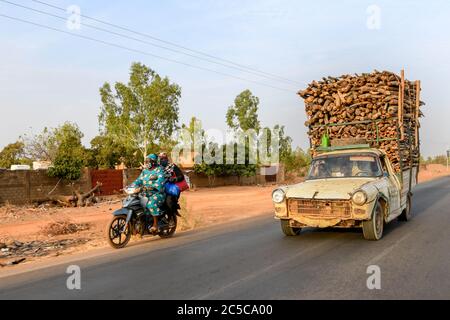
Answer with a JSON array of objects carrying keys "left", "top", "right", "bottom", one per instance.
[{"left": 106, "top": 185, "right": 179, "bottom": 249}]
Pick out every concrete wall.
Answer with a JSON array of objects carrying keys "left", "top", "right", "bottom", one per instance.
[
  {"left": 0, "top": 169, "right": 91, "bottom": 205},
  {"left": 187, "top": 172, "right": 278, "bottom": 188}
]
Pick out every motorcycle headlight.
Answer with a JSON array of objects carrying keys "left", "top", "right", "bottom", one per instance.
[
  {"left": 272, "top": 189, "right": 286, "bottom": 204},
  {"left": 352, "top": 190, "right": 368, "bottom": 206}
]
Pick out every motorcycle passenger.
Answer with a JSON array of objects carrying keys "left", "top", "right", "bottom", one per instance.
[
  {"left": 133, "top": 154, "right": 166, "bottom": 233},
  {"left": 159, "top": 152, "right": 185, "bottom": 213}
]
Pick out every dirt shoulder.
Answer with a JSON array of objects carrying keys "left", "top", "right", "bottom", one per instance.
[
  {"left": 417, "top": 164, "right": 450, "bottom": 183},
  {"left": 1, "top": 165, "right": 449, "bottom": 269},
  {"left": 0, "top": 185, "right": 274, "bottom": 268}
]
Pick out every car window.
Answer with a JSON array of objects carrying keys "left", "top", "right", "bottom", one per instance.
[{"left": 307, "top": 154, "right": 382, "bottom": 180}]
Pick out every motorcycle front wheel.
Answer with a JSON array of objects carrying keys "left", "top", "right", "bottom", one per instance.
[{"left": 107, "top": 215, "right": 131, "bottom": 249}]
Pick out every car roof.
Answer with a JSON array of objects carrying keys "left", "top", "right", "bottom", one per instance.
[{"left": 315, "top": 148, "right": 384, "bottom": 158}]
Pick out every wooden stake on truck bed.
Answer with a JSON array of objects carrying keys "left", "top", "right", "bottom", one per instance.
[
  {"left": 415, "top": 80, "right": 421, "bottom": 148},
  {"left": 399, "top": 69, "right": 405, "bottom": 141}
]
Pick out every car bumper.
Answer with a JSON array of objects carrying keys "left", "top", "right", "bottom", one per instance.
[{"left": 274, "top": 198, "right": 373, "bottom": 228}]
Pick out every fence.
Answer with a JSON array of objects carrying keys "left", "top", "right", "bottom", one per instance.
[
  {"left": 91, "top": 169, "right": 124, "bottom": 196},
  {"left": 0, "top": 166, "right": 285, "bottom": 205},
  {"left": 0, "top": 169, "right": 91, "bottom": 205}
]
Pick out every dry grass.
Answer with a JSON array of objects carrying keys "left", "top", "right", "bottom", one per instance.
[
  {"left": 178, "top": 197, "right": 204, "bottom": 231},
  {"left": 40, "top": 219, "right": 91, "bottom": 237}
]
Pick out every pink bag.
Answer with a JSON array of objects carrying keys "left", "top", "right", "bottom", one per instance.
[{"left": 176, "top": 178, "right": 189, "bottom": 192}]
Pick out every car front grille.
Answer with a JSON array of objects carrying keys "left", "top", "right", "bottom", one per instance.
[{"left": 288, "top": 199, "right": 352, "bottom": 219}]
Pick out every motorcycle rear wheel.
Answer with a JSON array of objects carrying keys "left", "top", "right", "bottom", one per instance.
[
  {"left": 107, "top": 215, "right": 131, "bottom": 249},
  {"left": 158, "top": 214, "right": 177, "bottom": 239}
]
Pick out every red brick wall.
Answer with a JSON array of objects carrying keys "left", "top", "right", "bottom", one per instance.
[
  {"left": 91, "top": 169, "right": 123, "bottom": 196},
  {"left": 124, "top": 169, "right": 142, "bottom": 186}
]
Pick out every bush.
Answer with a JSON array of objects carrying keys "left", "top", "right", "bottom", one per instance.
[{"left": 48, "top": 154, "right": 84, "bottom": 181}]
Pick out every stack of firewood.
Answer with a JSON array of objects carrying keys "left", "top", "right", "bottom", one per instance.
[{"left": 298, "top": 70, "right": 424, "bottom": 172}]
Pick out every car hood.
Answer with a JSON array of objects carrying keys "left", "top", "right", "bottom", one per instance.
[{"left": 285, "top": 178, "right": 375, "bottom": 200}]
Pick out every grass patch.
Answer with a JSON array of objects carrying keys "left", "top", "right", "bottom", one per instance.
[
  {"left": 40, "top": 219, "right": 90, "bottom": 237},
  {"left": 178, "top": 197, "right": 204, "bottom": 231}
]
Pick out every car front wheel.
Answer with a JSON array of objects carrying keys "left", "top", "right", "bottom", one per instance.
[
  {"left": 362, "top": 201, "right": 384, "bottom": 241},
  {"left": 281, "top": 220, "right": 302, "bottom": 236}
]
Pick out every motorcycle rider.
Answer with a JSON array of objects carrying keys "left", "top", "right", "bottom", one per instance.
[
  {"left": 159, "top": 152, "right": 185, "bottom": 213},
  {"left": 132, "top": 154, "right": 166, "bottom": 233}
]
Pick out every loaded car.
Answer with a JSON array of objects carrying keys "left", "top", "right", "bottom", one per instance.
[
  {"left": 273, "top": 145, "right": 415, "bottom": 240},
  {"left": 275, "top": 70, "right": 423, "bottom": 240}
]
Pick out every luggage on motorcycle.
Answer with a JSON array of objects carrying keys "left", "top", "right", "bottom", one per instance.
[
  {"left": 176, "top": 177, "right": 189, "bottom": 192},
  {"left": 165, "top": 182, "right": 181, "bottom": 197}
]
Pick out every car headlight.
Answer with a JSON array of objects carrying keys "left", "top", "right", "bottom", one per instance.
[
  {"left": 352, "top": 190, "right": 368, "bottom": 206},
  {"left": 272, "top": 189, "right": 286, "bottom": 204}
]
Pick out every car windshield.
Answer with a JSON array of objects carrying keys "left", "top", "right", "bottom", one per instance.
[{"left": 307, "top": 154, "right": 382, "bottom": 180}]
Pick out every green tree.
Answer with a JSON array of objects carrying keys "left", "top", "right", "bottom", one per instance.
[
  {"left": 48, "top": 155, "right": 84, "bottom": 181},
  {"left": 261, "top": 124, "right": 310, "bottom": 174},
  {"left": 182, "top": 117, "right": 205, "bottom": 144},
  {"left": 180, "top": 116, "right": 206, "bottom": 163},
  {"left": 47, "top": 122, "right": 86, "bottom": 181},
  {"left": 99, "top": 62, "right": 181, "bottom": 164},
  {"left": 87, "top": 135, "right": 136, "bottom": 169},
  {"left": 275, "top": 124, "right": 293, "bottom": 163},
  {"left": 261, "top": 124, "right": 293, "bottom": 163},
  {"left": 194, "top": 143, "right": 257, "bottom": 187},
  {"left": 226, "top": 90, "right": 261, "bottom": 132},
  {"left": 283, "top": 148, "right": 312, "bottom": 175},
  {"left": 0, "top": 141, "right": 31, "bottom": 168}
]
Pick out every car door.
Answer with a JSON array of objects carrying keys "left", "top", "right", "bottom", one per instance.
[{"left": 380, "top": 156, "right": 401, "bottom": 216}]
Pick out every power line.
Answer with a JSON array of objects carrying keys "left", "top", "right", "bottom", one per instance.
[
  {"left": 0, "top": 0, "right": 298, "bottom": 87},
  {"left": 31, "top": 0, "right": 301, "bottom": 86},
  {"left": 0, "top": 13, "right": 294, "bottom": 92}
]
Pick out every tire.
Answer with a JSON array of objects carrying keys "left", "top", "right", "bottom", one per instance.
[
  {"left": 158, "top": 214, "right": 177, "bottom": 239},
  {"left": 362, "top": 201, "right": 384, "bottom": 241},
  {"left": 398, "top": 195, "right": 412, "bottom": 222},
  {"left": 107, "top": 215, "right": 131, "bottom": 249},
  {"left": 281, "top": 220, "right": 302, "bottom": 236}
]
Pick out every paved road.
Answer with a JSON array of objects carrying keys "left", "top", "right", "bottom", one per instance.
[{"left": 1, "top": 177, "right": 450, "bottom": 300}]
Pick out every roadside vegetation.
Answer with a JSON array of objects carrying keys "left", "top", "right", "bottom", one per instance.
[
  {"left": 0, "top": 62, "right": 312, "bottom": 180},
  {"left": 420, "top": 155, "right": 449, "bottom": 166}
]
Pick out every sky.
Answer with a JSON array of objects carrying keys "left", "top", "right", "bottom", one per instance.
[{"left": 1, "top": 0, "right": 450, "bottom": 157}]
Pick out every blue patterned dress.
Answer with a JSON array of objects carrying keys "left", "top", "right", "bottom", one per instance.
[{"left": 133, "top": 166, "right": 166, "bottom": 216}]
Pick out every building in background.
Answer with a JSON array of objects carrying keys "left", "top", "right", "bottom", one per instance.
[
  {"left": 33, "top": 161, "right": 52, "bottom": 170},
  {"left": 10, "top": 164, "right": 31, "bottom": 171}
]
